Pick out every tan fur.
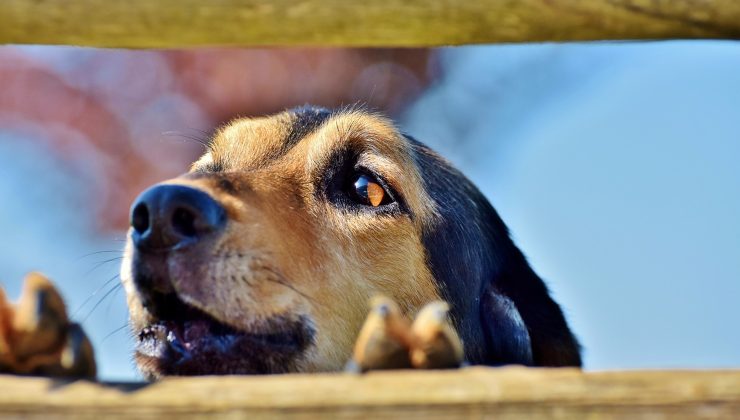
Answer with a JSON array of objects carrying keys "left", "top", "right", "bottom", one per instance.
[{"left": 122, "top": 109, "right": 443, "bottom": 373}]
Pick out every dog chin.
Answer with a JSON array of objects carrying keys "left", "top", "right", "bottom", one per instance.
[{"left": 132, "top": 293, "right": 315, "bottom": 378}]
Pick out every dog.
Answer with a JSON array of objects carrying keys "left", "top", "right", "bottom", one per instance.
[{"left": 119, "top": 106, "right": 581, "bottom": 379}]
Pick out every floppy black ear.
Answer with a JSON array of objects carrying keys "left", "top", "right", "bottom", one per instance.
[
  {"left": 480, "top": 285, "right": 533, "bottom": 366},
  {"left": 485, "top": 250, "right": 582, "bottom": 367},
  {"left": 408, "top": 136, "right": 581, "bottom": 367}
]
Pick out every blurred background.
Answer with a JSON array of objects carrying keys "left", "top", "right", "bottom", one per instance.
[{"left": 0, "top": 42, "right": 738, "bottom": 380}]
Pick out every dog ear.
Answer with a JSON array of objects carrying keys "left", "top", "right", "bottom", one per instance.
[
  {"left": 480, "top": 285, "right": 533, "bottom": 366},
  {"left": 408, "top": 136, "right": 581, "bottom": 367},
  {"left": 483, "top": 248, "right": 583, "bottom": 367},
  {"left": 481, "top": 256, "right": 582, "bottom": 367}
]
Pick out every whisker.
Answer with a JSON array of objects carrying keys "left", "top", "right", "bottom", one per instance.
[
  {"left": 83, "top": 257, "right": 124, "bottom": 277},
  {"left": 72, "top": 273, "right": 121, "bottom": 318},
  {"left": 162, "top": 131, "right": 210, "bottom": 149},
  {"left": 182, "top": 127, "right": 212, "bottom": 137},
  {"left": 81, "top": 283, "right": 123, "bottom": 323},
  {"left": 261, "top": 267, "right": 315, "bottom": 303},
  {"left": 101, "top": 323, "right": 129, "bottom": 344},
  {"left": 75, "top": 250, "right": 123, "bottom": 261},
  {"left": 104, "top": 284, "right": 124, "bottom": 319}
]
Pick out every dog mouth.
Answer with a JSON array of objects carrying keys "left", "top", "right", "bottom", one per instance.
[{"left": 134, "top": 291, "right": 314, "bottom": 378}]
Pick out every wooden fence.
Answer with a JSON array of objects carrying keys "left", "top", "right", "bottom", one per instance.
[
  {"left": 1, "top": 0, "right": 739, "bottom": 48},
  {"left": 1, "top": 367, "right": 740, "bottom": 418}
]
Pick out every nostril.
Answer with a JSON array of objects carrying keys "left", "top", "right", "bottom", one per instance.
[
  {"left": 172, "top": 207, "right": 197, "bottom": 237},
  {"left": 131, "top": 184, "right": 226, "bottom": 251},
  {"left": 132, "top": 203, "right": 150, "bottom": 234}
]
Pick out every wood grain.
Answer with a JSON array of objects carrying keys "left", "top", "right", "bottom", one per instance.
[
  {"left": 1, "top": 0, "right": 740, "bottom": 48},
  {"left": 1, "top": 367, "right": 739, "bottom": 418}
]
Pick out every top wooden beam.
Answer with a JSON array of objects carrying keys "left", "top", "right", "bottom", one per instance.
[{"left": 1, "top": 0, "right": 740, "bottom": 48}]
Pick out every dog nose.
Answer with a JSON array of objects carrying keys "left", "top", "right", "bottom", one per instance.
[{"left": 130, "top": 185, "right": 226, "bottom": 251}]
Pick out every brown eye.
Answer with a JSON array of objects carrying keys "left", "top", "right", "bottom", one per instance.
[{"left": 353, "top": 174, "right": 387, "bottom": 207}]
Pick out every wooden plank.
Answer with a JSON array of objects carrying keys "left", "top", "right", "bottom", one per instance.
[
  {"left": 0, "top": 367, "right": 739, "bottom": 418},
  {"left": 0, "top": 0, "right": 739, "bottom": 48}
]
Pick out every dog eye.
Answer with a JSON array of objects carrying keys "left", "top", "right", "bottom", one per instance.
[{"left": 352, "top": 174, "right": 390, "bottom": 207}]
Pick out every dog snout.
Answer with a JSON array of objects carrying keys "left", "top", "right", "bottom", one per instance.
[{"left": 130, "top": 184, "right": 226, "bottom": 252}]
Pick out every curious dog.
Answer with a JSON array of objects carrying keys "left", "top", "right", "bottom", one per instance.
[{"left": 118, "top": 106, "right": 581, "bottom": 379}]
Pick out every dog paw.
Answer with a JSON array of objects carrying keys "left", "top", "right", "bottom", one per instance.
[
  {"left": 348, "top": 296, "right": 464, "bottom": 372},
  {"left": 0, "top": 273, "right": 96, "bottom": 379}
]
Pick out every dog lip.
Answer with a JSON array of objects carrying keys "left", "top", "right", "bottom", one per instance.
[
  {"left": 136, "top": 319, "right": 306, "bottom": 358},
  {"left": 134, "top": 291, "right": 314, "bottom": 375}
]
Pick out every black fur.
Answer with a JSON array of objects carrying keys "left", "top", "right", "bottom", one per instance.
[
  {"left": 284, "top": 105, "right": 333, "bottom": 150},
  {"left": 407, "top": 136, "right": 582, "bottom": 367}
]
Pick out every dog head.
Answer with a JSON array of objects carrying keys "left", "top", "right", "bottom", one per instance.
[{"left": 121, "top": 106, "right": 580, "bottom": 379}]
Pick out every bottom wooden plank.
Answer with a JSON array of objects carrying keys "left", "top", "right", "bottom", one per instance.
[{"left": 0, "top": 367, "right": 739, "bottom": 419}]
